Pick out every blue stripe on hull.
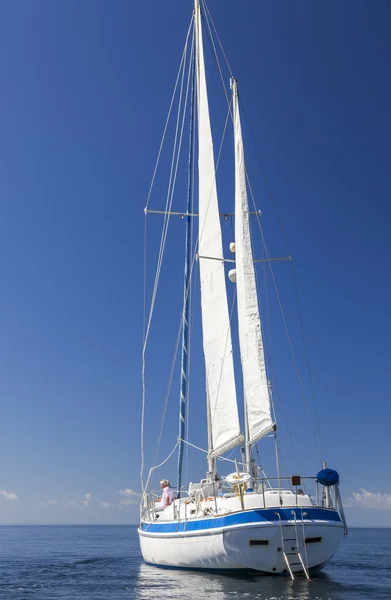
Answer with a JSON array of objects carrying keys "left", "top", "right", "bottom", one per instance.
[{"left": 141, "top": 507, "right": 341, "bottom": 533}]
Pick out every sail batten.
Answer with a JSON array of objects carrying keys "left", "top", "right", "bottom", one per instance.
[
  {"left": 232, "top": 78, "right": 274, "bottom": 447},
  {"left": 195, "top": 3, "right": 243, "bottom": 459}
]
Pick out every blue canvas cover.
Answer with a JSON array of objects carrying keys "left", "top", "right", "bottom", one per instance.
[{"left": 316, "top": 468, "right": 339, "bottom": 486}]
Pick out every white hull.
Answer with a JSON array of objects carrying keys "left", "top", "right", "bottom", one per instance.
[{"left": 139, "top": 507, "right": 344, "bottom": 574}]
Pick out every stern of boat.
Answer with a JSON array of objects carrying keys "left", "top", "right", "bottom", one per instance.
[{"left": 223, "top": 511, "right": 344, "bottom": 574}]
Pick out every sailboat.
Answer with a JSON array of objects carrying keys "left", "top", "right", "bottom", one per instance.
[{"left": 139, "top": 0, "right": 347, "bottom": 578}]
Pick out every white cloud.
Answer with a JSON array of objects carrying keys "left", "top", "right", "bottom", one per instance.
[
  {"left": 348, "top": 488, "right": 391, "bottom": 509},
  {"left": 42, "top": 492, "right": 133, "bottom": 510},
  {"left": 119, "top": 488, "right": 140, "bottom": 498},
  {"left": 119, "top": 489, "right": 140, "bottom": 506},
  {"left": 120, "top": 498, "right": 138, "bottom": 506},
  {"left": 81, "top": 493, "right": 92, "bottom": 506},
  {"left": 40, "top": 500, "right": 58, "bottom": 508},
  {"left": 67, "top": 494, "right": 112, "bottom": 509},
  {"left": 0, "top": 490, "right": 18, "bottom": 501},
  {"left": 68, "top": 493, "right": 93, "bottom": 509}
]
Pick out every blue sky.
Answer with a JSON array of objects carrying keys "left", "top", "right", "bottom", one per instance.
[{"left": 0, "top": 0, "right": 390, "bottom": 526}]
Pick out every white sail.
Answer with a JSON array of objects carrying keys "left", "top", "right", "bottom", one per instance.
[
  {"left": 195, "top": 3, "right": 243, "bottom": 458},
  {"left": 232, "top": 78, "right": 274, "bottom": 446}
]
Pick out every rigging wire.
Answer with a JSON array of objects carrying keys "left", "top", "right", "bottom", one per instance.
[
  {"left": 150, "top": 31, "right": 195, "bottom": 471},
  {"left": 141, "top": 18, "right": 193, "bottom": 492},
  {"left": 179, "top": 438, "right": 249, "bottom": 469},
  {"left": 290, "top": 260, "right": 325, "bottom": 460},
  {"left": 202, "top": 0, "right": 233, "bottom": 78},
  {"left": 239, "top": 99, "right": 325, "bottom": 463},
  {"left": 144, "top": 17, "right": 194, "bottom": 214},
  {"left": 254, "top": 444, "right": 272, "bottom": 488},
  {"left": 201, "top": 0, "right": 232, "bottom": 114},
  {"left": 251, "top": 218, "right": 297, "bottom": 458},
  {"left": 246, "top": 177, "right": 324, "bottom": 464},
  {"left": 268, "top": 361, "right": 297, "bottom": 457},
  {"left": 144, "top": 441, "right": 180, "bottom": 497}
]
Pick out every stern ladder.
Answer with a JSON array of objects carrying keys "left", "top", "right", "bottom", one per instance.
[{"left": 275, "top": 512, "right": 310, "bottom": 581}]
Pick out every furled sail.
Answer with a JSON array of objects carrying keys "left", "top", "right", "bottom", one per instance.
[
  {"left": 232, "top": 78, "right": 275, "bottom": 446},
  {"left": 195, "top": 3, "right": 243, "bottom": 458}
]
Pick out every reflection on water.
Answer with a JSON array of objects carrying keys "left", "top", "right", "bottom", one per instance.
[{"left": 136, "top": 562, "right": 338, "bottom": 600}]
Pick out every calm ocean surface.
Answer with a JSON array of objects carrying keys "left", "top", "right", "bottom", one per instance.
[{"left": 0, "top": 526, "right": 389, "bottom": 599}]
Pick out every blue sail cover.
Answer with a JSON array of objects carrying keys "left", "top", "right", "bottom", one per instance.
[{"left": 316, "top": 468, "right": 339, "bottom": 486}]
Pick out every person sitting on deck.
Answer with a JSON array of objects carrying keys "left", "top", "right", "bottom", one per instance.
[{"left": 155, "top": 479, "right": 174, "bottom": 510}]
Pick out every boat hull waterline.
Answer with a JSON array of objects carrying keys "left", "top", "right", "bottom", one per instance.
[{"left": 139, "top": 508, "right": 344, "bottom": 574}]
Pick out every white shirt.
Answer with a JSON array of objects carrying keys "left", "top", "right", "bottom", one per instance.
[{"left": 156, "top": 485, "right": 174, "bottom": 509}]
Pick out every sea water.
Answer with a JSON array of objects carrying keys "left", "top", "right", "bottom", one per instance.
[{"left": 0, "top": 525, "right": 389, "bottom": 599}]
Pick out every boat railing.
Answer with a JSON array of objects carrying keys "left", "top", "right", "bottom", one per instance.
[
  {"left": 218, "top": 474, "right": 340, "bottom": 511},
  {"left": 253, "top": 476, "right": 341, "bottom": 510},
  {"left": 140, "top": 475, "right": 342, "bottom": 522}
]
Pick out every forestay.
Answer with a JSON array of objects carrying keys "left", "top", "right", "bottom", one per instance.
[
  {"left": 195, "top": 2, "right": 243, "bottom": 458},
  {"left": 232, "top": 78, "right": 274, "bottom": 446}
]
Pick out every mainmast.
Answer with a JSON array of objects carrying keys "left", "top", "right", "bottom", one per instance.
[{"left": 176, "top": 43, "right": 195, "bottom": 497}]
